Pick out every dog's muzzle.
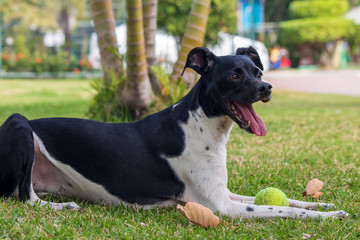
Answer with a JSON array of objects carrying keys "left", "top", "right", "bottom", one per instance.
[{"left": 258, "top": 82, "right": 272, "bottom": 103}]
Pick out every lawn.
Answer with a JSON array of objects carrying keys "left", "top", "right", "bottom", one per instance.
[{"left": 0, "top": 79, "right": 359, "bottom": 239}]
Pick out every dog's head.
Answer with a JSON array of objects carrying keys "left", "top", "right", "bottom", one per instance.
[{"left": 182, "top": 47, "right": 272, "bottom": 136}]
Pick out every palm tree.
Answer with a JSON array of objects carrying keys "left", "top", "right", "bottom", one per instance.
[
  {"left": 143, "top": 0, "right": 161, "bottom": 92},
  {"left": 122, "top": 0, "right": 153, "bottom": 114},
  {"left": 90, "top": 0, "right": 122, "bottom": 85},
  {"left": 170, "top": 0, "right": 211, "bottom": 84}
]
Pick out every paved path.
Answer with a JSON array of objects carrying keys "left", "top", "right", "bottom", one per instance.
[{"left": 264, "top": 69, "right": 360, "bottom": 97}]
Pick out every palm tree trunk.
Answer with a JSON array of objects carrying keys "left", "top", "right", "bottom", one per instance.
[
  {"left": 122, "top": 0, "right": 153, "bottom": 114},
  {"left": 170, "top": 0, "right": 211, "bottom": 84},
  {"left": 58, "top": 7, "right": 72, "bottom": 54},
  {"left": 90, "top": 0, "right": 122, "bottom": 85},
  {"left": 143, "top": 0, "right": 161, "bottom": 93}
]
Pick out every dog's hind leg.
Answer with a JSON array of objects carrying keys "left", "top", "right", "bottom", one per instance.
[
  {"left": 0, "top": 114, "right": 34, "bottom": 202},
  {"left": 27, "top": 184, "right": 80, "bottom": 210},
  {"left": 0, "top": 114, "right": 79, "bottom": 210}
]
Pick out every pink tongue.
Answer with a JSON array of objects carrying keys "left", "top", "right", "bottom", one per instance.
[{"left": 234, "top": 103, "right": 267, "bottom": 136}]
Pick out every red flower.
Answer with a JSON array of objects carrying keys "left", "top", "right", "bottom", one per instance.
[
  {"left": 35, "top": 57, "right": 42, "bottom": 64},
  {"left": 79, "top": 58, "right": 85, "bottom": 67},
  {"left": 16, "top": 52, "right": 24, "bottom": 60},
  {"left": 1, "top": 54, "right": 10, "bottom": 61},
  {"left": 73, "top": 68, "right": 80, "bottom": 74}
]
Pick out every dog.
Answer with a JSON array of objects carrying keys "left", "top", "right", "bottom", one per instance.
[{"left": 0, "top": 47, "right": 348, "bottom": 220}]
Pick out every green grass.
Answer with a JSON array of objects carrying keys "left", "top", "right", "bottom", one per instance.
[
  {"left": 0, "top": 79, "right": 92, "bottom": 122},
  {"left": 0, "top": 79, "right": 359, "bottom": 239}
]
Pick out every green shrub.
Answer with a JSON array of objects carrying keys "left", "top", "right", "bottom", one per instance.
[
  {"left": 289, "top": 0, "right": 349, "bottom": 19},
  {"left": 151, "top": 65, "right": 189, "bottom": 105},
  {"left": 278, "top": 0, "right": 359, "bottom": 68},
  {"left": 279, "top": 17, "right": 356, "bottom": 45},
  {"left": 88, "top": 72, "right": 133, "bottom": 123},
  {"left": 2, "top": 50, "right": 94, "bottom": 73},
  {"left": 13, "top": 36, "right": 30, "bottom": 56},
  {"left": 31, "top": 56, "right": 45, "bottom": 73}
]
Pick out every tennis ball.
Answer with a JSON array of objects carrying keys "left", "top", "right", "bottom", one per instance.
[{"left": 254, "top": 187, "right": 289, "bottom": 206}]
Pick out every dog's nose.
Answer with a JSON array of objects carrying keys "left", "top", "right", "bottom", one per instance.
[{"left": 257, "top": 82, "right": 272, "bottom": 93}]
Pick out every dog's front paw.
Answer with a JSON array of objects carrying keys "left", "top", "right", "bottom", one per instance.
[
  {"left": 306, "top": 202, "right": 335, "bottom": 210},
  {"left": 317, "top": 202, "right": 336, "bottom": 210},
  {"left": 49, "top": 201, "right": 80, "bottom": 210},
  {"left": 65, "top": 202, "right": 80, "bottom": 210},
  {"left": 329, "top": 210, "right": 348, "bottom": 219}
]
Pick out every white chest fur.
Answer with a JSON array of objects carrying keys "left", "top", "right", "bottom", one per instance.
[{"left": 166, "top": 107, "right": 234, "bottom": 208}]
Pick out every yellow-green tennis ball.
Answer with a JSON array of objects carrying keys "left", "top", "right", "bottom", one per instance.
[{"left": 254, "top": 187, "right": 289, "bottom": 206}]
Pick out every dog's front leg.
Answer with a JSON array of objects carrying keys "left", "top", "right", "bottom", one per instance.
[
  {"left": 288, "top": 199, "right": 335, "bottom": 210},
  {"left": 226, "top": 189, "right": 254, "bottom": 204},
  {"left": 209, "top": 188, "right": 347, "bottom": 220},
  {"left": 226, "top": 190, "right": 335, "bottom": 210},
  {"left": 183, "top": 174, "right": 346, "bottom": 219}
]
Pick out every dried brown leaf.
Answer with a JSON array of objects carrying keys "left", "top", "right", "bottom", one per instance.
[
  {"left": 176, "top": 202, "right": 220, "bottom": 229},
  {"left": 312, "top": 191, "right": 324, "bottom": 198},
  {"left": 305, "top": 178, "right": 324, "bottom": 195},
  {"left": 302, "top": 233, "right": 312, "bottom": 239}
]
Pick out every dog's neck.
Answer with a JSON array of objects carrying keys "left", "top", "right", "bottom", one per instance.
[
  {"left": 177, "top": 78, "right": 234, "bottom": 142},
  {"left": 186, "top": 107, "right": 234, "bottom": 143},
  {"left": 178, "top": 78, "right": 224, "bottom": 117}
]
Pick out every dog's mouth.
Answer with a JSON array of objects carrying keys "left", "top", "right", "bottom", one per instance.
[{"left": 227, "top": 101, "right": 267, "bottom": 136}]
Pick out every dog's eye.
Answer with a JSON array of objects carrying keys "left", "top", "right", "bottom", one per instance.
[
  {"left": 229, "top": 73, "right": 240, "bottom": 81},
  {"left": 256, "top": 73, "right": 262, "bottom": 80}
]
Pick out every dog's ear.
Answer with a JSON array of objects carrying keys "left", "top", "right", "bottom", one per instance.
[
  {"left": 181, "top": 47, "right": 216, "bottom": 76},
  {"left": 235, "top": 46, "right": 264, "bottom": 71}
]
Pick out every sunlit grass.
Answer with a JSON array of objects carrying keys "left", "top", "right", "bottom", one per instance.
[
  {"left": 0, "top": 79, "right": 92, "bottom": 122},
  {"left": 0, "top": 79, "right": 359, "bottom": 239}
]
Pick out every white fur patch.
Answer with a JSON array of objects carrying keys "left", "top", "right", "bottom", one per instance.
[
  {"left": 165, "top": 107, "right": 234, "bottom": 210},
  {"left": 33, "top": 133, "right": 122, "bottom": 205},
  {"left": 31, "top": 133, "right": 177, "bottom": 209}
]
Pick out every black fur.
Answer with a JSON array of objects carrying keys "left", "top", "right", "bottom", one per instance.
[
  {"left": 0, "top": 114, "right": 34, "bottom": 202},
  {"left": 0, "top": 47, "right": 272, "bottom": 205}
]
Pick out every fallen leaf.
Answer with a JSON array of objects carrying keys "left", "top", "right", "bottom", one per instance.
[
  {"left": 305, "top": 178, "right": 324, "bottom": 196},
  {"left": 302, "top": 233, "right": 312, "bottom": 239},
  {"left": 312, "top": 191, "right": 324, "bottom": 198},
  {"left": 177, "top": 202, "right": 220, "bottom": 229}
]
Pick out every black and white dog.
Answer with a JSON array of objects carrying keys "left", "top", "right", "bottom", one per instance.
[{"left": 0, "top": 47, "right": 347, "bottom": 220}]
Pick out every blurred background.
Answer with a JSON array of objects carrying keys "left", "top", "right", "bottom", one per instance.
[
  {"left": 1, "top": 0, "right": 359, "bottom": 77},
  {"left": 0, "top": 0, "right": 359, "bottom": 119}
]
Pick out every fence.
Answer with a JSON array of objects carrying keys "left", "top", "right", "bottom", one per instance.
[{"left": 0, "top": 20, "right": 104, "bottom": 79}]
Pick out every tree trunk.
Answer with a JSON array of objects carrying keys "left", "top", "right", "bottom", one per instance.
[
  {"left": 90, "top": 0, "right": 122, "bottom": 85},
  {"left": 122, "top": 0, "right": 153, "bottom": 114},
  {"left": 319, "top": 40, "right": 343, "bottom": 69},
  {"left": 170, "top": 0, "right": 211, "bottom": 84},
  {"left": 58, "top": 7, "right": 72, "bottom": 54},
  {"left": 143, "top": 0, "right": 161, "bottom": 93}
]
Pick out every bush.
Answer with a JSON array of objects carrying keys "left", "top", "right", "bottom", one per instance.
[
  {"left": 279, "top": 17, "right": 357, "bottom": 45},
  {"left": 2, "top": 34, "right": 95, "bottom": 73},
  {"left": 289, "top": 0, "right": 349, "bottom": 19},
  {"left": 151, "top": 65, "right": 189, "bottom": 106},
  {"left": 278, "top": 0, "right": 359, "bottom": 68},
  {"left": 88, "top": 65, "right": 190, "bottom": 123},
  {"left": 31, "top": 55, "right": 47, "bottom": 73},
  {"left": 1, "top": 51, "right": 95, "bottom": 73},
  {"left": 88, "top": 73, "right": 133, "bottom": 123},
  {"left": 1, "top": 54, "right": 11, "bottom": 71}
]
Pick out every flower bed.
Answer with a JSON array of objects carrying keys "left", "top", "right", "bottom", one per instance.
[{"left": 1, "top": 52, "right": 94, "bottom": 73}]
